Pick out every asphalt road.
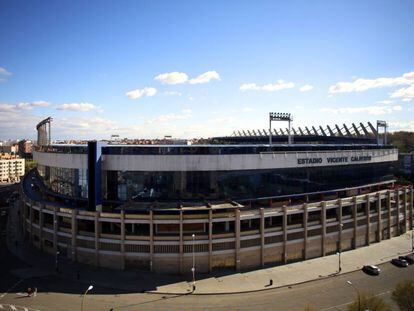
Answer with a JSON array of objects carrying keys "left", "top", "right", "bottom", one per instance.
[{"left": 0, "top": 234, "right": 412, "bottom": 311}]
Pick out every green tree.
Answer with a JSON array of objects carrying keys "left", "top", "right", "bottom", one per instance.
[
  {"left": 347, "top": 292, "right": 390, "bottom": 311},
  {"left": 392, "top": 280, "right": 414, "bottom": 311}
]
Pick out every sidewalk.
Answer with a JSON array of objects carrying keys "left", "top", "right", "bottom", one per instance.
[{"left": 7, "top": 200, "right": 414, "bottom": 295}]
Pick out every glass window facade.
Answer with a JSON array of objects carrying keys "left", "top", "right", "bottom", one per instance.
[
  {"left": 37, "top": 165, "right": 88, "bottom": 198},
  {"left": 104, "top": 162, "right": 395, "bottom": 201}
]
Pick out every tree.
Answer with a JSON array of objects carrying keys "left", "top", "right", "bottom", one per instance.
[
  {"left": 392, "top": 280, "right": 414, "bottom": 311},
  {"left": 347, "top": 292, "right": 390, "bottom": 311}
]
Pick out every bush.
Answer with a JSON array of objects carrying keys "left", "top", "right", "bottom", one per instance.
[
  {"left": 347, "top": 292, "right": 390, "bottom": 311},
  {"left": 392, "top": 280, "right": 414, "bottom": 311}
]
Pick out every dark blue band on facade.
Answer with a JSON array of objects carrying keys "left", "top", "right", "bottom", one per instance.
[{"left": 87, "top": 141, "right": 103, "bottom": 211}]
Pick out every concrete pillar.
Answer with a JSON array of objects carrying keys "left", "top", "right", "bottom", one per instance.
[
  {"left": 94, "top": 211, "right": 100, "bottom": 266},
  {"left": 303, "top": 203, "right": 308, "bottom": 259},
  {"left": 53, "top": 206, "right": 58, "bottom": 254},
  {"left": 235, "top": 209, "right": 241, "bottom": 270},
  {"left": 410, "top": 187, "right": 414, "bottom": 230},
  {"left": 396, "top": 190, "right": 400, "bottom": 235},
  {"left": 208, "top": 210, "right": 213, "bottom": 272},
  {"left": 260, "top": 208, "right": 265, "bottom": 267},
  {"left": 283, "top": 206, "right": 288, "bottom": 264},
  {"left": 377, "top": 192, "right": 382, "bottom": 242},
  {"left": 150, "top": 210, "right": 154, "bottom": 272},
  {"left": 353, "top": 196, "right": 357, "bottom": 249},
  {"left": 366, "top": 194, "right": 370, "bottom": 246},
  {"left": 338, "top": 199, "right": 343, "bottom": 252},
  {"left": 120, "top": 210, "right": 125, "bottom": 269},
  {"left": 179, "top": 210, "right": 183, "bottom": 274},
  {"left": 29, "top": 203, "right": 33, "bottom": 245},
  {"left": 387, "top": 190, "right": 392, "bottom": 239},
  {"left": 403, "top": 188, "right": 408, "bottom": 233},
  {"left": 71, "top": 209, "right": 77, "bottom": 261},
  {"left": 39, "top": 204, "right": 44, "bottom": 251},
  {"left": 321, "top": 202, "right": 327, "bottom": 256}
]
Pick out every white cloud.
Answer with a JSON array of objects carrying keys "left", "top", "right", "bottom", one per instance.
[
  {"left": 241, "top": 107, "right": 254, "bottom": 112},
  {"left": 154, "top": 72, "right": 188, "bottom": 85},
  {"left": 0, "top": 101, "right": 51, "bottom": 112},
  {"left": 402, "top": 98, "right": 412, "bottom": 102},
  {"left": 147, "top": 109, "right": 192, "bottom": 124},
  {"left": 329, "top": 71, "right": 414, "bottom": 95},
  {"left": 376, "top": 100, "right": 394, "bottom": 105},
  {"left": 321, "top": 105, "right": 403, "bottom": 115},
  {"left": 126, "top": 87, "right": 157, "bottom": 99},
  {"left": 163, "top": 91, "right": 182, "bottom": 96},
  {"left": 240, "top": 80, "right": 295, "bottom": 92},
  {"left": 389, "top": 121, "right": 414, "bottom": 132},
  {"left": 0, "top": 67, "right": 11, "bottom": 76},
  {"left": 189, "top": 71, "right": 221, "bottom": 84},
  {"left": 299, "top": 84, "right": 314, "bottom": 92},
  {"left": 56, "top": 102, "right": 98, "bottom": 112},
  {"left": 390, "top": 84, "right": 414, "bottom": 101}
]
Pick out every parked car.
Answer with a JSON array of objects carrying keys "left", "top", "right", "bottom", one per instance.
[
  {"left": 399, "top": 254, "right": 414, "bottom": 265},
  {"left": 392, "top": 258, "right": 409, "bottom": 267},
  {"left": 362, "top": 265, "right": 381, "bottom": 275}
]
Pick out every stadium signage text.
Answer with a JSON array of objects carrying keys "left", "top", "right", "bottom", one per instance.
[{"left": 297, "top": 156, "right": 372, "bottom": 165}]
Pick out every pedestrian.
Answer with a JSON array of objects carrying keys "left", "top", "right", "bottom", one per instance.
[{"left": 33, "top": 287, "right": 37, "bottom": 297}]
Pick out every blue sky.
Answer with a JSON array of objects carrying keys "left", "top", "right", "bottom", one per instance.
[{"left": 1, "top": 0, "right": 414, "bottom": 140}]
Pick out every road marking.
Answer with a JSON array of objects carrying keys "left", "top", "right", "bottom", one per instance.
[
  {"left": 0, "top": 279, "right": 24, "bottom": 300},
  {"left": 0, "top": 305, "right": 40, "bottom": 311},
  {"left": 321, "top": 289, "right": 392, "bottom": 310}
]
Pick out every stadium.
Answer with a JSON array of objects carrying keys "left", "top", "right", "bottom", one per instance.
[{"left": 20, "top": 116, "right": 413, "bottom": 273}]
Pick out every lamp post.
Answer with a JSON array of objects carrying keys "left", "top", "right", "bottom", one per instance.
[
  {"left": 346, "top": 281, "right": 360, "bottom": 311},
  {"left": 336, "top": 252, "right": 342, "bottom": 273},
  {"left": 81, "top": 285, "right": 93, "bottom": 311},
  {"left": 55, "top": 250, "right": 60, "bottom": 272},
  {"left": 191, "top": 234, "right": 196, "bottom": 291}
]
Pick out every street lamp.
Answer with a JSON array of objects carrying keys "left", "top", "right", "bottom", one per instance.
[
  {"left": 336, "top": 252, "right": 341, "bottom": 273},
  {"left": 81, "top": 285, "right": 93, "bottom": 311},
  {"left": 346, "top": 281, "right": 361, "bottom": 311},
  {"left": 55, "top": 250, "right": 60, "bottom": 272},
  {"left": 191, "top": 234, "right": 196, "bottom": 292}
]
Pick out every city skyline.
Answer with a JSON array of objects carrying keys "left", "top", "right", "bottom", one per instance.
[{"left": 1, "top": 0, "right": 414, "bottom": 140}]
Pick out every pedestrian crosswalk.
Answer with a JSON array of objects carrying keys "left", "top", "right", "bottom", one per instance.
[{"left": 0, "top": 304, "right": 40, "bottom": 311}]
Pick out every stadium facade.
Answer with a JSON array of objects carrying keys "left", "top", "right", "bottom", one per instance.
[{"left": 20, "top": 118, "right": 414, "bottom": 273}]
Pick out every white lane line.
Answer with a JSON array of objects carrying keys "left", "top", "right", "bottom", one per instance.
[
  {"left": 0, "top": 304, "right": 4, "bottom": 309},
  {"left": 10, "top": 306, "right": 17, "bottom": 311},
  {"left": 0, "top": 279, "right": 24, "bottom": 301},
  {"left": 24, "top": 308, "right": 29, "bottom": 311},
  {"left": 321, "top": 289, "right": 392, "bottom": 310}
]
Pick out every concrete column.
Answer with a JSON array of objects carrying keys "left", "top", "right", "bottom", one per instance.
[
  {"left": 39, "top": 204, "right": 44, "bottom": 251},
  {"left": 303, "top": 203, "right": 308, "bottom": 259},
  {"left": 387, "top": 190, "right": 392, "bottom": 239},
  {"left": 71, "top": 209, "right": 77, "bottom": 261},
  {"left": 260, "top": 208, "right": 265, "bottom": 267},
  {"left": 120, "top": 210, "right": 125, "bottom": 269},
  {"left": 366, "top": 194, "right": 370, "bottom": 246},
  {"left": 29, "top": 202, "right": 33, "bottom": 245},
  {"left": 410, "top": 187, "right": 414, "bottom": 230},
  {"left": 283, "top": 206, "right": 288, "bottom": 264},
  {"left": 94, "top": 211, "right": 100, "bottom": 266},
  {"left": 321, "top": 202, "right": 327, "bottom": 256},
  {"left": 377, "top": 192, "right": 382, "bottom": 242},
  {"left": 403, "top": 188, "right": 408, "bottom": 233},
  {"left": 235, "top": 209, "right": 241, "bottom": 270},
  {"left": 338, "top": 199, "right": 343, "bottom": 252},
  {"left": 53, "top": 206, "right": 58, "bottom": 254},
  {"left": 208, "top": 210, "right": 213, "bottom": 272},
  {"left": 396, "top": 190, "right": 400, "bottom": 235},
  {"left": 353, "top": 196, "right": 357, "bottom": 249},
  {"left": 150, "top": 210, "right": 154, "bottom": 272},
  {"left": 179, "top": 210, "right": 183, "bottom": 274}
]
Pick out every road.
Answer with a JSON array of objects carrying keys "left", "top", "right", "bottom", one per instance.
[{"left": 0, "top": 233, "right": 411, "bottom": 311}]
